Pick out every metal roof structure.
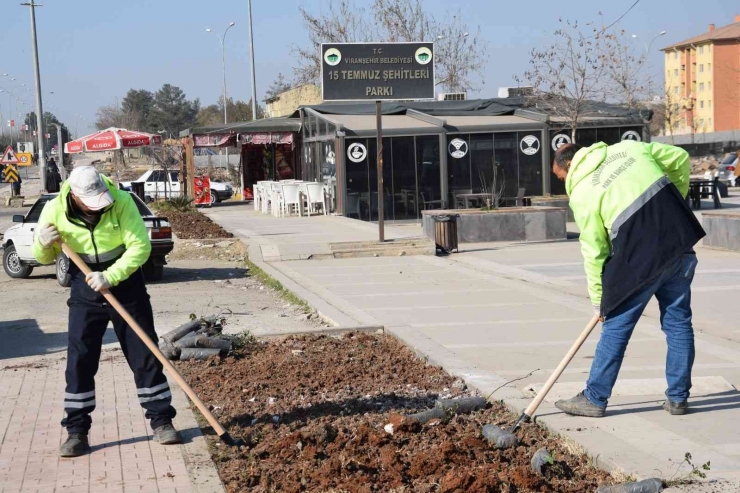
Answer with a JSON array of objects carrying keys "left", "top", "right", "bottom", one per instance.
[{"left": 179, "top": 117, "right": 301, "bottom": 137}]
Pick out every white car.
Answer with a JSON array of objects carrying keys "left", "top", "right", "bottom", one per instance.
[
  {"left": 2, "top": 192, "right": 174, "bottom": 283},
  {"left": 121, "top": 170, "right": 233, "bottom": 204},
  {"left": 703, "top": 154, "right": 738, "bottom": 187}
]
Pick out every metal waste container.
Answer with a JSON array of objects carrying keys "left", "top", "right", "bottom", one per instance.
[{"left": 432, "top": 214, "right": 459, "bottom": 254}]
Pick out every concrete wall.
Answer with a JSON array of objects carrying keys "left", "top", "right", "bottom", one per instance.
[
  {"left": 530, "top": 197, "right": 574, "bottom": 222},
  {"left": 422, "top": 207, "right": 566, "bottom": 243},
  {"left": 265, "top": 85, "right": 322, "bottom": 118},
  {"left": 702, "top": 211, "right": 740, "bottom": 251}
]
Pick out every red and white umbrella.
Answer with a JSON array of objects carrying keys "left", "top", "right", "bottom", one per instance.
[{"left": 64, "top": 127, "right": 162, "bottom": 154}]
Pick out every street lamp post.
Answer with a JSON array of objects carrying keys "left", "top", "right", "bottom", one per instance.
[
  {"left": 207, "top": 21, "right": 236, "bottom": 173},
  {"left": 247, "top": 0, "right": 257, "bottom": 121},
  {"left": 645, "top": 30, "right": 667, "bottom": 98},
  {"left": 22, "top": 0, "right": 48, "bottom": 191}
]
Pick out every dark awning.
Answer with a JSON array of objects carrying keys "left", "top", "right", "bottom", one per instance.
[{"left": 180, "top": 117, "right": 301, "bottom": 138}]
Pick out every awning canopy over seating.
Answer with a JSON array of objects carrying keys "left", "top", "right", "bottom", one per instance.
[{"left": 180, "top": 118, "right": 302, "bottom": 147}]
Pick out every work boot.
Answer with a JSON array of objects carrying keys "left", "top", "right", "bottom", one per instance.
[
  {"left": 153, "top": 423, "right": 181, "bottom": 445},
  {"left": 554, "top": 391, "right": 606, "bottom": 418},
  {"left": 663, "top": 400, "right": 688, "bottom": 415},
  {"left": 60, "top": 433, "right": 90, "bottom": 458}
]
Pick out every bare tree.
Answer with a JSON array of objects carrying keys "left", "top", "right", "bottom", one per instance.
[
  {"left": 293, "top": 0, "right": 375, "bottom": 85},
  {"left": 95, "top": 99, "right": 141, "bottom": 130},
  {"left": 293, "top": 0, "right": 489, "bottom": 93},
  {"left": 602, "top": 30, "right": 648, "bottom": 109},
  {"left": 143, "top": 144, "right": 182, "bottom": 200},
  {"left": 661, "top": 88, "right": 682, "bottom": 144},
  {"left": 515, "top": 19, "right": 614, "bottom": 142},
  {"left": 478, "top": 164, "right": 506, "bottom": 210}
]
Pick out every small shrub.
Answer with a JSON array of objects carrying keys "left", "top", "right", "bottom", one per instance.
[{"left": 151, "top": 196, "right": 194, "bottom": 212}]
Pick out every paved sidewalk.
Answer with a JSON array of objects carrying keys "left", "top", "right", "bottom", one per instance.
[
  {"left": 0, "top": 351, "right": 223, "bottom": 493},
  {"left": 207, "top": 202, "right": 740, "bottom": 488}
]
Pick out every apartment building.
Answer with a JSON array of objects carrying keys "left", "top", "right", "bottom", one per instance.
[{"left": 663, "top": 15, "right": 740, "bottom": 134}]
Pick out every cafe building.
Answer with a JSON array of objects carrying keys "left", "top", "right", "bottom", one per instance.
[{"left": 181, "top": 96, "right": 650, "bottom": 221}]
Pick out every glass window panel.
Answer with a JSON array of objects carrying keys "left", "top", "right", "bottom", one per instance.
[
  {"left": 517, "top": 131, "right": 543, "bottom": 197},
  {"left": 366, "top": 138, "right": 394, "bottom": 221},
  {"left": 25, "top": 197, "right": 51, "bottom": 223},
  {"left": 575, "top": 128, "right": 597, "bottom": 147},
  {"left": 470, "top": 134, "right": 494, "bottom": 196},
  {"left": 596, "top": 127, "right": 620, "bottom": 145},
  {"left": 416, "top": 135, "right": 441, "bottom": 211},
  {"left": 391, "top": 137, "right": 418, "bottom": 220},
  {"left": 345, "top": 139, "right": 368, "bottom": 220},
  {"left": 447, "top": 134, "right": 472, "bottom": 202},
  {"left": 493, "top": 132, "right": 518, "bottom": 200}
]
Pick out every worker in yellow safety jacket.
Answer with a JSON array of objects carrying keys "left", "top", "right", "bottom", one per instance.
[{"left": 33, "top": 165, "right": 180, "bottom": 457}]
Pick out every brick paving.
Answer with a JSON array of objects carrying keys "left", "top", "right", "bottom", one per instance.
[{"left": 0, "top": 352, "right": 223, "bottom": 493}]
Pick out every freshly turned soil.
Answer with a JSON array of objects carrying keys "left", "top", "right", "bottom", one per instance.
[
  {"left": 178, "top": 332, "right": 613, "bottom": 492},
  {"left": 160, "top": 209, "right": 233, "bottom": 239}
]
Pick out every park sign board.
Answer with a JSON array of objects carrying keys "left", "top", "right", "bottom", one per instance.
[{"left": 321, "top": 42, "right": 435, "bottom": 101}]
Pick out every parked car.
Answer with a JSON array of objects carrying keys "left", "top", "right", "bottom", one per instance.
[
  {"left": 209, "top": 179, "right": 234, "bottom": 204},
  {"left": 121, "top": 170, "right": 233, "bottom": 204},
  {"left": 121, "top": 170, "right": 181, "bottom": 202},
  {"left": 704, "top": 153, "right": 738, "bottom": 187},
  {"left": 2, "top": 192, "right": 174, "bottom": 284}
]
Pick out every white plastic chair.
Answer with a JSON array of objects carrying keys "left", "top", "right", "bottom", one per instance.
[
  {"left": 270, "top": 183, "right": 283, "bottom": 217},
  {"left": 302, "top": 182, "right": 327, "bottom": 216},
  {"left": 253, "top": 183, "right": 262, "bottom": 211},
  {"left": 280, "top": 184, "right": 301, "bottom": 217}
]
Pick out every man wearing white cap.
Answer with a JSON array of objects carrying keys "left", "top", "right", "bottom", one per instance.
[{"left": 32, "top": 166, "right": 179, "bottom": 457}]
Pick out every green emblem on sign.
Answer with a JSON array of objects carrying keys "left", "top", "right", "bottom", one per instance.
[
  {"left": 415, "top": 47, "right": 432, "bottom": 65},
  {"left": 324, "top": 48, "right": 342, "bottom": 66}
]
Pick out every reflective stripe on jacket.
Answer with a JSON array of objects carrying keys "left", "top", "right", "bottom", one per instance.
[
  {"left": 566, "top": 141, "right": 705, "bottom": 315},
  {"left": 32, "top": 175, "right": 151, "bottom": 287}
]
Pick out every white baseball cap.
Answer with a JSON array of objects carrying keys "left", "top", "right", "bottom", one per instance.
[{"left": 68, "top": 166, "right": 114, "bottom": 210}]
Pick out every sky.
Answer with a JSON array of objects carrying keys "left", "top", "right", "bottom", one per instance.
[{"left": 0, "top": 0, "right": 737, "bottom": 136}]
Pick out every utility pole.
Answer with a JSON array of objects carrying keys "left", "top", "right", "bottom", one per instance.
[
  {"left": 248, "top": 0, "right": 257, "bottom": 121},
  {"left": 22, "top": 0, "right": 47, "bottom": 192}
]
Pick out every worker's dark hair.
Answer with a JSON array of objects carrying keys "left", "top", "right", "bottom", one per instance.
[{"left": 553, "top": 143, "right": 583, "bottom": 171}]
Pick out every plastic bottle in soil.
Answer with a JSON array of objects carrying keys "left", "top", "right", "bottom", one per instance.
[
  {"left": 596, "top": 478, "right": 663, "bottom": 493},
  {"left": 194, "top": 335, "right": 232, "bottom": 352},
  {"left": 406, "top": 396, "right": 487, "bottom": 424},
  {"left": 161, "top": 320, "right": 200, "bottom": 344},
  {"left": 530, "top": 447, "right": 551, "bottom": 475},
  {"left": 179, "top": 348, "right": 221, "bottom": 361},
  {"left": 174, "top": 333, "right": 199, "bottom": 349},
  {"left": 481, "top": 424, "right": 518, "bottom": 449}
]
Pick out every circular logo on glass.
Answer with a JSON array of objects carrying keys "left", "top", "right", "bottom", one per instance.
[
  {"left": 448, "top": 138, "right": 468, "bottom": 158},
  {"left": 347, "top": 143, "right": 368, "bottom": 163},
  {"left": 621, "top": 130, "right": 641, "bottom": 142},
  {"left": 324, "top": 47, "right": 342, "bottom": 66},
  {"left": 551, "top": 133, "right": 572, "bottom": 151},
  {"left": 520, "top": 135, "right": 541, "bottom": 156}
]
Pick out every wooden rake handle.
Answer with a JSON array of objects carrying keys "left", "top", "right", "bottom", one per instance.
[
  {"left": 524, "top": 314, "right": 601, "bottom": 418},
  {"left": 61, "top": 243, "right": 239, "bottom": 445}
]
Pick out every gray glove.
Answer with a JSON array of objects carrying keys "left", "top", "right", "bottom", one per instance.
[
  {"left": 85, "top": 272, "right": 111, "bottom": 292},
  {"left": 38, "top": 223, "right": 60, "bottom": 248}
]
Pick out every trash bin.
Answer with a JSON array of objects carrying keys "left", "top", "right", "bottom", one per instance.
[{"left": 432, "top": 214, "right": 459, "bottom": 254}]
